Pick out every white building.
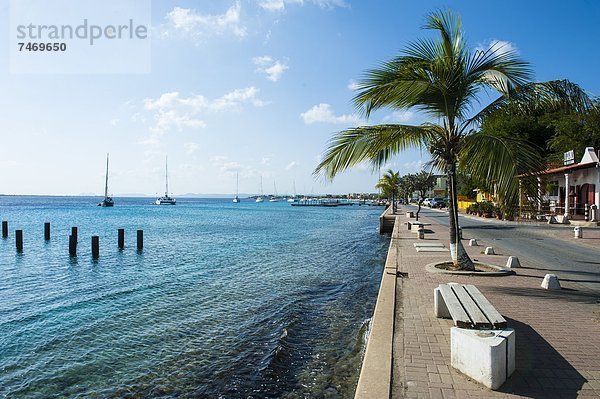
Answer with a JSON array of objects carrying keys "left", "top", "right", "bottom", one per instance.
[{"left": 535, "top": 147, "right": 599, "bottom": 221}]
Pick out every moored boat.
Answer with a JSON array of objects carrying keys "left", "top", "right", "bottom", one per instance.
[
  {"left": 98, "top": 153, "right": 114, "bottom": 207},
  {"left": 156, "top": 156, "right": 176, "bottom": 205}
]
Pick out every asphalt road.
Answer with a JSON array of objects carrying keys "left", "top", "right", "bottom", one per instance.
[{"left": 411, "top": 206, "right": 600, "bottom": 296}]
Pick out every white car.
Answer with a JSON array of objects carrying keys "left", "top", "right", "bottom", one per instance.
[{"left": 422, "top": 198, "right": 433, "bottom": 207}]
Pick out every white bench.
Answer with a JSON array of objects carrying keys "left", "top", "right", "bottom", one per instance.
[{"left": 434, "top": 283, "right": 515, "bottom": 390}]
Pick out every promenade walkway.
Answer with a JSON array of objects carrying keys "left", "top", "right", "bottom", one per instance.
[{"left": 390, "top": 209, "right": 600, "bottom": 398}]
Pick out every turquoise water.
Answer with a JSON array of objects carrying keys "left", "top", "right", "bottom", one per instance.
[{"left": 0, "top": 196, "right": 388, "bottom": 398}]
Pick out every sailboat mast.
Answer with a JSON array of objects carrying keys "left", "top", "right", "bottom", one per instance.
[
  {"left": 165, "top": 156, "right": 169, "bottom": 196},
  {"left": 236, "top": 172, "right": 239, "bottom": 196},
  {"left": 104, "top": 153, "right": 109, "bottom": 198}
]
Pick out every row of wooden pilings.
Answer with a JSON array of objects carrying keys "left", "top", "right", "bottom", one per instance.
[{"left": 2, "top": 221, "right": 143, "bottom": 258}]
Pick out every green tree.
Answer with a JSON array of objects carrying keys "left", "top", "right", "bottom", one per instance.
[
  {"left": 375, "top": 169, "right": 400, "bottom": 212},
  {"left": 408, "top": 171, "right": 436, "bottom": 221},
  {"left": 547, "top": 102, "right": 600, "bottom": 159},
  {"left": 480, "top": 98, "right": 600, "bottom": 168},
  {"left": 315, "top": 10, "right": 548, "bottom": 270},
  {"left": 398, "top": 175, "right": 415, "bottom": 205}
]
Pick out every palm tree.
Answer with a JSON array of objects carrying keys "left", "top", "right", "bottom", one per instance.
[
  {"left": 376, "top": 169, "right": 400, "bottom": 212},
  {"left": 315, "top": 10, "right": 548, "bottom": 270}
]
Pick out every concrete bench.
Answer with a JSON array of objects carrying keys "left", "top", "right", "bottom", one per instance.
[
  {"left": 434, "top": 283, "right": 515, "bottom": 390},
  {"left": 408, "top": 221, "right": 430, "bottom": 231}
]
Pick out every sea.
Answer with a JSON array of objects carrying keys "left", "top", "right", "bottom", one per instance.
[{"left": 0, "top": 196, "right": 388, "bottom": 398}]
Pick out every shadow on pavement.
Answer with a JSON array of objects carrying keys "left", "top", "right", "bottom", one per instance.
[
  {"left": 486, "top": 285, "right": 599, "bottom": 304},
  {"left": 461, "top": 225, "right": 517, "bottom": 230},
  {"left": 500, "top": 318, "right": 586, "bottom": 398}
]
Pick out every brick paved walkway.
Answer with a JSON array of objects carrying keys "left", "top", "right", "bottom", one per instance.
[{"left": 391, "top": 210, "right": 600, "bottom": 398}]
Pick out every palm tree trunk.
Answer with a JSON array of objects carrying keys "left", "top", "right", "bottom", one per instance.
[{"left": 447, "top": 163, "right": 475, "bottom": 271}]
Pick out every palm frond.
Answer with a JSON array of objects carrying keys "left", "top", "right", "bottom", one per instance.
[
  {"left": 459, "top": 132, "right": 544, "bottom": 207},
  {"left": 466, "top": 79, "right": 594, "bottom": 129},
  {"left": 314, "top": 124, "right": 436, "bottom": 179}
]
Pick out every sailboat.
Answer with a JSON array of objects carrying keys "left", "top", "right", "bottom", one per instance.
[
  {"left": 287, "top": 180, "right": 297, "bottom": 202},
  {"left": 155, "top": 156, "right": 176, "bottom": 205},
  {"left": 256, "top": 176, "right": 264, "bottom": 202},
  {"left": 233, "top": 172, "right": 240, "bottom": 203},
  {"left": 269, "top": 181, "right": 278, "bottom": 202},
  {"left": 98, "top": 153, "right": 114, "bottom": 207}
]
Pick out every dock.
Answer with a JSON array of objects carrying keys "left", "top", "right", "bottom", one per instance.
[{"left": 291, "top": 199, "right": 385, "bottom": 207}]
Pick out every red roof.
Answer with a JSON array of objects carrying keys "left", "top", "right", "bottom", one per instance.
[{"left": 536, "top": 161, "right": 598, "bottom": 175}]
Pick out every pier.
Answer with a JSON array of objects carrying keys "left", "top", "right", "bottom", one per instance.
[
  {"left": 379, "top": 205, "right": 396, "bottom": 234},
  {"left": 291, "top": 199, "right": 384, "bottom": 207}
]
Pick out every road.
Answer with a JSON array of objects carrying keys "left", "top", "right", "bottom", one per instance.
[{"left": 411, "top": 206, "right": 600, "bottom": 296}]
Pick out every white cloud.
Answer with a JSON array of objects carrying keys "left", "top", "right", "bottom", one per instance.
[
  {"left": 259, "top": 0, "right": 286, "bottom": 11},
  {"left": 109, "top": 118, "right": 119, "bottom": 126},
  {"left": 382, "top": 111, "right": 414, "bottom": 123},
  {"left": 163, "top": 2, "right": 246, "bottom": 41},
  {"left": 210, "top": 155, "right": 243, "bottom": 175},
  {"left": 260, "top": 156, "right": 272, "bottom": 165},
  {"left": 151, "top": 110, "right": 207, "bottom": 133},
  {"left": 300, "top": 103, "right": 362, "bottom": 125},
  {"left": 136, "top": 88, "right": 267, "bottom": 147},
  {"left": 184, "top": 142, "right": 200, "bottom": 154},
  {"left": 141, "top": 88, "right": 266, "bottom": 135},
  {"left": 347, "top": 80, "right": 360, "bottom": 91},
  {"left": 286, "top": 161, "right": 298, "bottom": 170},
  {"left": 311, "top": 0, "right": 348, "bottom": 9},
  {"left": 210, "top": 155, "right": 228, "bottom": 163},
  {"left": 211, "top": 87, "right": 267, "bottom": 110},
  {"left": 253, "top": 56, "right": 289, "bottom": 82},
  {"left": 476, "top": 39, "right": 518, "bottom": 55},
  {"left": 402, "top": 159, "right": 425, "bottom": 173},
  {"left": 258, "top": 0, "right": 347, "bottom": 12}
]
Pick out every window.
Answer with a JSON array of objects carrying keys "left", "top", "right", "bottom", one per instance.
[{"left": 548, "top": 180, "right": 559, "bottom": 197}]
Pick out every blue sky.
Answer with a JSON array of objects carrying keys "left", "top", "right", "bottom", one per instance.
[{"left": 0, "top": 0, "right": 599, "bottom": 196}]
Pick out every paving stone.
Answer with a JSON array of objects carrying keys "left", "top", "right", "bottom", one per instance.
[{"left": 390, "top": 207, "right": 600, "bottom": 398}]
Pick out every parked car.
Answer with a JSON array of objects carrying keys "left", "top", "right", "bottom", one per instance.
[
  {"left": 430, "top": 198, "right": 448, "bottom": 208},
  {"left": 422, "top": 198, "right": 433, "bottom": 207}
]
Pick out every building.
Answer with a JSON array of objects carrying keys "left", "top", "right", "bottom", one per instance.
[
  {"left": 425, "top": 174, "right": 448, "bottom": 198},
  {"left": 532, "top": 147, "right": 599, "bottom": 222}
]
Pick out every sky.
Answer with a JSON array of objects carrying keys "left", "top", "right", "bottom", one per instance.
[{"left": 0, "top": 0, "right": 599, "bottom": 196}]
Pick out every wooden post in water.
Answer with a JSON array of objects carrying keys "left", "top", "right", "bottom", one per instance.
[
  {"left": 137, "top": 230, "right": 143, "bottom": 250},
  {"left": 118, "top": 229, "right": 125, "bottom": 249},
  {"left": 15, "top": 230, "right": 23, "bottom": 252},
  {"left": 44, "top": 222, "right": 51, "bottom": 240},
  {"left": 69, "top": 235, "right": 77, "bottom": 257},
  {"left": 92, "top": 236, "right": 99, "bottom": 259},
  {"left": 71, "top": 227, "right": 78, "bottom": 243},
  {"left": 2, "top": 221, "right": 8, "bottom": 238}
]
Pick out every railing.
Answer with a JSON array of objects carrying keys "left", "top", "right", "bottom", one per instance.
[{"left": 523, "top": 203, "right": 597, "bottom": 221}]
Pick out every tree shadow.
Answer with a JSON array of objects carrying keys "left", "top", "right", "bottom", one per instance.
[
  {"left": 485, "top": 285, "right": 599, "bottom": 305},
  {"left": 461, "top": 225, "right": 517, "bottom": 230},
  {"left": 499, "top": 317, "right": 587, "bottom": 398}
]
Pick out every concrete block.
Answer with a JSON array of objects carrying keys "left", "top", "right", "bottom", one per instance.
[
  {"left": 415, "top": 247, "right": 448, "bottom": 252},
  {"left": 484, "top": 247, "right": 495, "bottom": 255},
  {"left": 506, "top": 256, "right": 520, "bottom": 268},
  {"left": 406, "top": 211, "right": 414, "bottom": 218},
  {"left": 469, "top": 239, "right": 478, "bottom": 246},
  {"left": 541, "top": 274, "right": 561, "bottom": 289},
  {"left": 410, "top": 222, "right": 422, "bottom": 231},
  {"left": 434, "top": 287, "right": 450, "bottom": 318},
  {"left": 417, "top": 227, "right": 424, "bottom": 239},
  {"left": 451, "top": 327, "right": 515, "bottom": 390}
]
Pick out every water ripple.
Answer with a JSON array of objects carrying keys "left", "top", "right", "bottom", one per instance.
[{"left": 0, "top": 197, "right": 387, "bottom": 398}]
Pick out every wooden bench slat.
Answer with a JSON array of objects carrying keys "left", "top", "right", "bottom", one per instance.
[
  {"left": 452, "top": 285, "right": 492, "bottom": 329},
  {"left": 464, "top": 285, "right": 507, "bottom": 329},
  {"left": 438, "top": 284, "right": 472, "bottom": 328}
]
